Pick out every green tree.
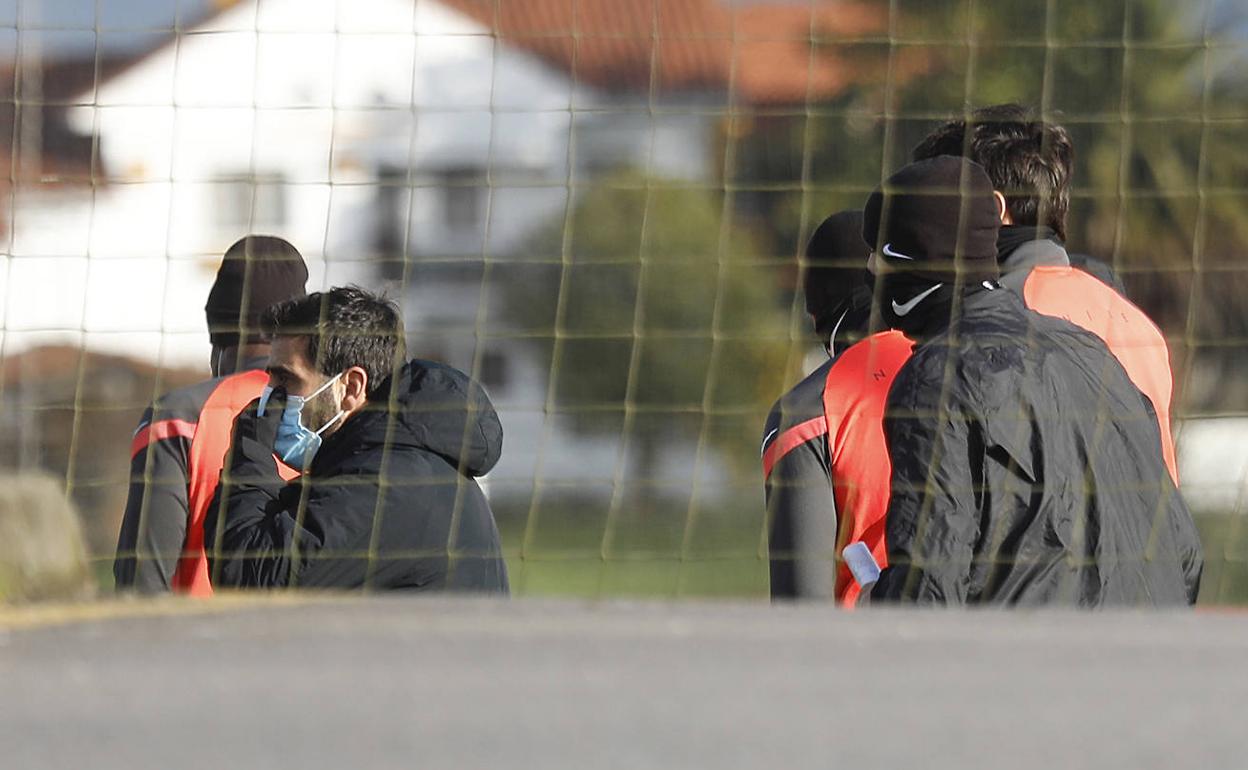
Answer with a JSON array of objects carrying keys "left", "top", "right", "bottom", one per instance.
[
  {"left": 502, "top": 170, "right": 790, "bottom": 500},
  {"left": 739, "top": 0, "right": 1248, "bottom": 412}
]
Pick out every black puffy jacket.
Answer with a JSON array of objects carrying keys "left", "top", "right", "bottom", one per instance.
[
  {"left": 871, "top": 287, "right": 1202, "bottom": 606},
  {"left": 206, "top": 359, "right": 509, "bottom": 593}
]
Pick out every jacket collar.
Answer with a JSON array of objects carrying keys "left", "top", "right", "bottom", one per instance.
[{"left": 997, "top": 226, "right": 1070, "bottom": 292}]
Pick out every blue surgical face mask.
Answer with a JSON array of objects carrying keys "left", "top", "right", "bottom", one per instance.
[{"left": 258, "top": 373, "right": 346, "bottom": 468}]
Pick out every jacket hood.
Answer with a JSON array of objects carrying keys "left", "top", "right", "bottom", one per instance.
[{"left": 320, "top": 359, "right": 503, "bottom": 477}]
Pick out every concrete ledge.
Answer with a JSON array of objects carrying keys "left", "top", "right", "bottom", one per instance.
[{"left": 1, "top": 596, "right": 1244, "bottom": 769}]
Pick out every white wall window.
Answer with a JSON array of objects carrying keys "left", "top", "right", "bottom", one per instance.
[
  {"left": 479, "top": 350, "right": 508, "bottom": 391},
  {"left": 216, "top": 174, "right": 287, "bottom": 230},
  {"left": 440, "top": 168, "right": 483, "bottom": 234}
]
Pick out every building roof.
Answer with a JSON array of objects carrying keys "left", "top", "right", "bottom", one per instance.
[
  {"left": 440, "top": 0, "right": 886, "bottom": 104},
  {"left": 0, "top": 55, "right": 141, "bottom": 184},
  {"left": 0, "top": 0, "right": 892, "bottom": 193}
]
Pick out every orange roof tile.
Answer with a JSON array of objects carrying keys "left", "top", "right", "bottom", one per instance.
[{"left": 441, "top": 0, "right": 888, "bottom": 104}]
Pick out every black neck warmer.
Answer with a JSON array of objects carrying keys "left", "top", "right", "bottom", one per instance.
[{"left": 996, "top": 224, "right": 1060, "bottom": 262}]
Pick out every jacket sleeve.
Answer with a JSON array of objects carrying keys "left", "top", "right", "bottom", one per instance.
[
  {"left": 114, "top": 407, "right": 191, "bottom": 592},
  {"left": 204, "top": 402, "right": 408, "bottom": 590},
  {"left": 763, "top": 407, "right": 836, "bottom": 601},
  {"left": 1169, "top": 488, "right": 1205, "bottom": 604},
  {"left": 871, "top": 363, "right": 981, "bottom": 604},
  {"left": 207, "top": 439, "right": 475, "bottom": 590},
  {"left": 204, "top": 401, "right": 318, "bottom": 588}
]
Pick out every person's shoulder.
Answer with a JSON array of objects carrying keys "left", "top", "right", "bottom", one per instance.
[
  {"left": 892, "top": 334, "right": 954, "bottom": 388},
  {"left": 895, "top": 293, "right": 1030, "bottom": 399},
  {"left": 1028, "top": 306, "right": 1124, "bottom": 361},
  {"left": 1025, "top": 266, "right": 1168, "bottom": 355},
  {"left": 1067, "top": 251, "right": 1127, "bottom": 294},
  {"left": 937, "top": 287, "right": 1034, "bottom": 348},
  {"left": 402, "top": 359, "right": 487, "bottom": 398},
  {"left": 146, "top": 376, "right": 224, "bottom": 424},
  {"left": 766, "top": 358, "right": 835, "bottom": 434}
]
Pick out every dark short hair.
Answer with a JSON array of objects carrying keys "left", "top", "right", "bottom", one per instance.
[
  {"left": 261, "top": 286, "right": 405, "bottom": 397},
  {"left": 911, "top": 103, "right": 1074, "bottom": 241}
]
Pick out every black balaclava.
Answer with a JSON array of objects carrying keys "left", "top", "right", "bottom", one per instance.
[
  {"left": 862, "top": 156, "right": 1001, "bottom": 336},
  {"left": 804, "top": 210, "right": 873, "bottom": 355}
]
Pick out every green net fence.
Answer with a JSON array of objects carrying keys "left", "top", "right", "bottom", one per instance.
[{"left": 1, "top": 0, "right": 1245, "bottom": 601}]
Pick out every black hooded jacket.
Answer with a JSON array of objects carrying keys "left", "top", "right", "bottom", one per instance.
[
  {"left": 870, "top": 287, "right": 1202, "bottom": 606},
  {"left": 205, "top": 359, "right": 509, "bottom": 592}
]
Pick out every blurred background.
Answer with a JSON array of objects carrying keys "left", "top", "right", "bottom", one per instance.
[{"left": 1, "top": 0, "right": 1246, "bottom": 602}]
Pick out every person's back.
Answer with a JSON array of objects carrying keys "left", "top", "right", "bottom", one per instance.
[
  {"left": 765, "top": 211, "right": 914, "bottom": 605},
  {"left": 912, "top": 105, "right": 1179, "bottom": 485},
  {"left": 116, "top": 368, "right": 298, "bottom": 594},
  {"left": 765, "top": 331, "right": 913, "bottom": 605},
  {"left": 1066, "top": 250, "right": 1127, "bottom": 295},
  {"left": 114, "top": 236, "right": 308, "bottom": 594},
  {"left": 1021, "top": 264, "right": 1177, "bottom": 483},
  {"left": 874, "top": 288, "right": 1200, "bottom": 605},
  {"left": 860, "top": 155, "right": 1202, "bottom": 607}
]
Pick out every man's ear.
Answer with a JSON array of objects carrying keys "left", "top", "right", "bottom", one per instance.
[
  {"left": 341, "top": 366, "right": 369, "bottom": 414},
  {"left": 993, "top": 190, "right": 1012, "bottom": 224}
]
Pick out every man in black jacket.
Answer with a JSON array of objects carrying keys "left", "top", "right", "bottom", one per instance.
[
  {"left": 912, "top": 103, "right": 1181, "bottom": 485},
  {"left": 205, "top": 286, "right": 509, "bottom": 592},
  {"left": 865, "top": 156, "right": 1202, "bottom": 606}
]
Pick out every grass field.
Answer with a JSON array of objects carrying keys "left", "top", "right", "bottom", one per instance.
[
  {"left": 1191, "top": 513, "right": 1248, "bottom": 605},
  {"left": 85, "top": 502, "right": 1247, "bottom": 605},
  {"left": 496, "top": 499, "right": 1248, "bottom": 605}
]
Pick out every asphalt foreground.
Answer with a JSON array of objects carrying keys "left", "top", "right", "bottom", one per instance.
[{"left": 1, "top": 597, "right": 1245, "bottom": 770}]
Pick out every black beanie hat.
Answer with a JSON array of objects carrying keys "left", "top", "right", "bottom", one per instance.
[
  {"left": 205, "top": 235, "right": 308, "bottom": 348},
  {"left": 862, "top": 156, "right": 1001, "bottom": 286},
  {"left": 804, "top": 210, "right": 871, "bottom": 337}
]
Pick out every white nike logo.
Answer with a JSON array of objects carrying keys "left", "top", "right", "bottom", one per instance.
[
  {"left": 761, "top": 428, "right": 779, "bottom": 455},
  {"left": 891, "top": 283, "right": 944, "bottom": 317},
  {"left": 826, "top": 307, "right": 849, "bottom": 357},
  {"left": 882, "top": 243, "right": 916, "bottom": 260}
]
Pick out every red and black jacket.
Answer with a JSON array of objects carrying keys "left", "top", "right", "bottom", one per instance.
[
  {"left": 114, "top": 360, "right": 296, "bottom": 595},
  {"left": 763, "top": 331, "right": 914, "bottom": 605}
]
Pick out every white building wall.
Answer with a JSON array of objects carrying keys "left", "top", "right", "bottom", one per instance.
[{"left": 1, "top": 0, "right": 727, "bottom": 496}]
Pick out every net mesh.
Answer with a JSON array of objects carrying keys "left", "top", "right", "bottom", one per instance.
[{"left": 1, "top": 0, "right": 1246, "bottom": 602}]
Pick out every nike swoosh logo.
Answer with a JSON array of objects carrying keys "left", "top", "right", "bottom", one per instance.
[
  {"left": 826, "top": 307, "right": 849, "bottom": 357},
  {"left": 882, "top": 243, "right": 916, "bottom": 260},
  {"left": 761, "top": 428, "right": 779, "bottom": 455},
  {"left": 891, "top": 283, "right": 944, "bottom": 317}
]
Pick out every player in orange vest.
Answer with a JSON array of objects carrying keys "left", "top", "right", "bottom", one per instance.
[
  {"left": 763, "top": 211, "right": 913, "bottom": 605},
  {"left": 912, "top": 104, "right": 1178, "bottom": 484},
  {"left": 114, "top": 236, "right": 307, "bottom": 595}
]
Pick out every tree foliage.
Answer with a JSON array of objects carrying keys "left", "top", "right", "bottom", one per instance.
[
  {"left": 503, "top": 170, "right": 790, "bottom": 475},
  {"left": 740, "top": 0, "right": 1248, "bottom": 411}
]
